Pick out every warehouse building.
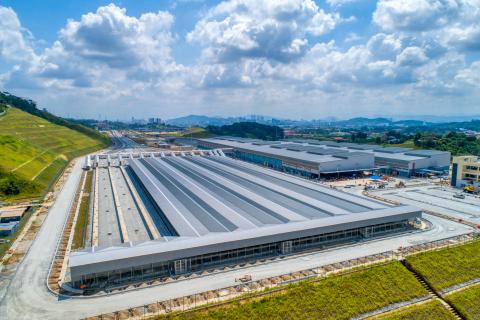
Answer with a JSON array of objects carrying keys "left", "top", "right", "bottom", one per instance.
[
  {"left": 197, "top": 138, "right": 376, "bottom": 178},
  {"left": 197, "top": 137, "right": 450, "bottom": 178},
  {"left": 69, "top": 154, "right": 421, "bottom": 289}
]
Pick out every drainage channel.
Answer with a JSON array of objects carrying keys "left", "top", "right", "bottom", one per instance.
[{"left": 400, "top": 259, "right": 464, "bottom": 320}]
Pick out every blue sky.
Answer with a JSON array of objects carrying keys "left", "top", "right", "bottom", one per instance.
[{"left": 0, "top": 0, "right": 479, "bottom": 120}]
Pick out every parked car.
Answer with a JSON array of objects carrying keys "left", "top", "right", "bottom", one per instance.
[{"left": 453, "top": 193, "right": 465, "bottom": 199}]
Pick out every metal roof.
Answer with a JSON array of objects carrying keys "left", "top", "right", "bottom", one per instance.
[
  {"left": 373, "top": 147, "right": 413, "bottom": 153},
  {"left": 201, "top": 138, "right": 454, "bottom": 165},
  {"left": 404, "top": 150, "right": 448, "bottom": 157},
  {"left": 69, "top": 152, "right": 423, "bottom": 278},
  {"left": 252, "top": 141, "right": 281, "bottom": 146},
  {"left": 202, "top": 138, "right": 375, "bottom": 165},
  {"left": 127, "top": 155, "right": 390, "bottom": 239},
  {"left": 333, "top": 152, "right": 372, "bottom": 159},
  {"left": 348, "top": 144, "right": 382, "bottom": 150}
]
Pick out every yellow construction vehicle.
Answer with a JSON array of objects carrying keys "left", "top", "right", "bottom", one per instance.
[{"left": 463, "top": 185, "right": 476, "bottom": 193}]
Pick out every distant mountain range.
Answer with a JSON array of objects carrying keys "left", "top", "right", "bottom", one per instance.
[{"left": 166, "top": 114, "right": 480, "bottom": 128}]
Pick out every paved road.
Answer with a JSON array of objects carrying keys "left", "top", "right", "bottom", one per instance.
[{"left": 0, "top": 160, "right": 475, "bottom": 319}]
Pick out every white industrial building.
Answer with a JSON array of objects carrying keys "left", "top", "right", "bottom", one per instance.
[
  {"left": 70, "top": 153, "right": 421, "bottom": 289},
  {"left": 196, "top": 137, "right": 451, "bottom": 178}
]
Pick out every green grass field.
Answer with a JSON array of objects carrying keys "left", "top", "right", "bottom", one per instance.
[
  {"left": 406, "top": 240, "right": 480, "bottom": 291},
  {"left": 0, "top": 107, "right": 107, "bottom": 200},
  {"left": 445, "top": 284, "right": 480, "bottom": 320},
  {"left": 159, "top": 262, "right": 428, "bottom": 320},
  {"left": 373, "top": 300, "right": 454, "bottom": 320}
]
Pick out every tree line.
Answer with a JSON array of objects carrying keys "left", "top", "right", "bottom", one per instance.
[
  {"left": 414, "top": 132, "right": 480, "bottom": 156},
  {"left": 205, "top": 122, "right": 284, "bottom": 140}
]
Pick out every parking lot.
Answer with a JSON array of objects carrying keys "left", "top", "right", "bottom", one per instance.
[{"left": 374, "top": 185, "right": 480, "bottom": 224}]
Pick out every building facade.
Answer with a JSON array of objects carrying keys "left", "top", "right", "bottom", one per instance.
[{"left": 451, "top": 156, "right": 480, "bottom": 188}]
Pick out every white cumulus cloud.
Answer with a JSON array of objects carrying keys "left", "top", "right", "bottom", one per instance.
[
  {"left": 187, "top": 0, "right": 341, "bottom": 63},
  {"left": 374, "top": 0, "right": 460, "bottom": 32},
  {"left": 0, "top": 6, "right": 36, "bottom": 62},
  {"left": 3, "top": 4, "right": 182, "bottom": 95}
]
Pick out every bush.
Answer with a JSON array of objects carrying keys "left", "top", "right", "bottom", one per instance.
[{"left": 0, "top": 167, "right": 40, "bottom": 198}]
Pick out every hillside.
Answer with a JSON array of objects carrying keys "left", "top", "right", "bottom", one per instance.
[
  {"left": 0, "top": 92, "right": 109, "bottom": 144},
  {"left": 0, "top": 106, "right": 107, "bottom": 201},
  {"left": 206, "top": 122, "right": 284, "bottom": 140}
]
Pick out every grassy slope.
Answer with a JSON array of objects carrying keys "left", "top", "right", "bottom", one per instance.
[
  {"left": 406, "top": 240, "right": 480, "bottom": 291},
  {"left": 445, "top": 284, "right": 480, "bottom": 320},
  {"left": 0, "top": 107, "right": 106, "bottom": 200},
  {"left": 373, "top": 300, "right": 454, "bottom": 320},
  {"left": 159, "top": 262, "right": 428, "bottom": 320}
]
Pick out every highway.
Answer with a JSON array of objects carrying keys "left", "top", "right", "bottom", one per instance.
[
  {"left": 0, "top": 158, "right": 475, "bottom": 319},
  {"left": 108, "top": 130, "right": 144, "bottom": 154}
]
